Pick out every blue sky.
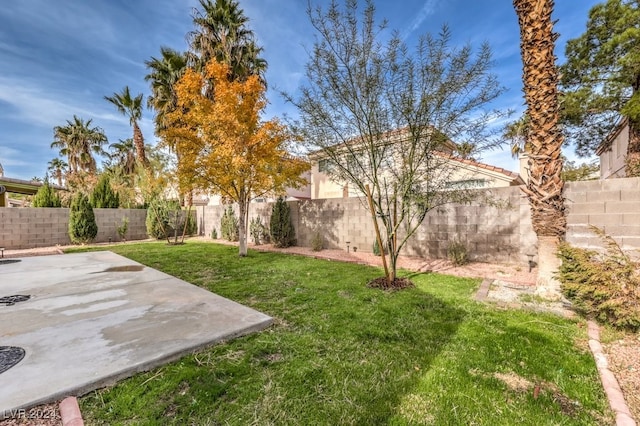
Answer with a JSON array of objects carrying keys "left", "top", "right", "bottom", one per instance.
[{"left": 0, "top": 0, "right": 602, "bottom": 181}]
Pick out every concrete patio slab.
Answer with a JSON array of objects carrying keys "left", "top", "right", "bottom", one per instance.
[{"left": 0, "top": 251, "right": 272, "bottom": 417}]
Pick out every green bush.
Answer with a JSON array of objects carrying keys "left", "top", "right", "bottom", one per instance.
[
  {"left": 116, "top": 217, "right": 129, "bottom": 242},
  {"left": 250, "top": 216, "right": 267, "bottom": 245},
  {"left": 146, "top": 199, "right": 181, "bottom": 239},
  {"left": 211, "top": 228, "right": 218, "bottom": 239},
  {"left": 221, "top": 206, "right": 239, "bottom": 242},
  {"left": 32, "top": 177, "right": 61, "bottom": 207},
  {"left": 270, "top": 197, "right": 296, "bottom": 248},
  {"left": 372, "top": 239, "right": 387, "bottom": 256},
  {"left": 447, "top": 239, "right": 469, "bottom": 266},
  {"left": 184, "top": 211, "right": 197, "bottom": 236},
  {"left": 91, "top": 174, "right": 119, "bottom": 208},
  {"left": 558, "top": 227, "right": 640, "bottom": 331},
  {"left": 68, "top": 192, "right": 98, "bottom": 244},
  {"left": 311, "top": 231, "right": 323, "bottom": 251}
]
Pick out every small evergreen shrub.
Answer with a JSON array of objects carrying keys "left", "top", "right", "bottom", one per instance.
[
  {"left": 116, "top": 216, "right": 129, "bottom": 241},
  {"left": 372, "top": 239, "right": 387, "bottom": 256},
  {"left": 32, "top": 177, "right": 61, "bottom": 207},
  {"left": 270, "top": 197, "right": 296, "bottom": 248},
  {"left": 311, "top": 231, "right": 324, "bottom": 251},
  {"left": 211, "top": 228, "right": 218, "bottom": 239},
  {"left": 558, "top": 227, "right": 640, "bottom": 331},
  {"left": 91, "top": 174, "right": 119, "bottom": 208},
  {"left": 146, "top": 199, "right": 180, "bottom": 239},
  {"left": 250, "top": 217, "right": 267, "bottom": 245},
  {"left": 68, "top": 192, "right": 98, "bottom": 244},
  {"left": 184, "top": 211, "right": 197, "bottom": 236},
  {"left": 447, "top": 239, "right": 469, "bottom": 266},
  {"left": 220, "top": 206, "right": 239, "bottom": 242}
]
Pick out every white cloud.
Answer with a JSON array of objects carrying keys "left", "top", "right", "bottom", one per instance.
[{"left": 401, "top": 0, "right": 439, "bottom": 41}]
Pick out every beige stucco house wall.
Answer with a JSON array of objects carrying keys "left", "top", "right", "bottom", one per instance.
[
  {"left": 597, "top": 119, "right": 629, "bottom": 179},
  {"left": 310, "top": 155, "right": 523, "bottom": 200}
]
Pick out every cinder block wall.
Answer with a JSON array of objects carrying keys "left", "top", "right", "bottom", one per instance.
[
  {"left": 565, "top": 177, "right": 640, "bottom": 252},
  {"left": 0, "top": 208, "right": 149, "bottom": 249},
  {"left": 201, "top": 186, "right": 537, "bottom": 264}
]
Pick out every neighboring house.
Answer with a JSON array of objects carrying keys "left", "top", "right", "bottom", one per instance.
[
  {"left": 206, "top": 171, "right": 311, "bottom": 206},
  {"left": 596, "top": 119, "right": 629, "bottom": 179},
  {"left": 0, "top": 176, "right": 66, "bottom": 208},
  {"left": 309, "top": 129, "right": 523, "bottom": 200}
]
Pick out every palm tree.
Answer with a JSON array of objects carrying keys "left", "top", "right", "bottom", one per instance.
[
  {"left": 51, "top": 115, "right": 107, "bottom": 174},
  {"left": 503, "top": 114, "right": 530, "bottom": 159},
  {"left": 108, "top": 138, "right": 137, "bottom": 176},
  {"left": 104, "top": 86, "right": 148, "bottom": 167},
  {"left": 47, "top": 158, "right": 68, "bottom": 186},
  {"left": 145, "top": 47, "right": 188, "bottom": 134},
  {"left": 188, "top": 0, "right": 267, "bottom": 83},
  {"left": 513, "top": 0, "right": 566, "bottom": 298}
]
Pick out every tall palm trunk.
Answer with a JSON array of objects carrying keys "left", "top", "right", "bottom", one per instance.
[
  {"left": 628, "top": 120, "right": 640, "bottom": 176},
  {"left": 627, "top": 75, "right": 640, "bottom": 175},
  {"left": 132, "top": 122, "right": 149, "bottom": 167},
  {"left": 514, "top": 0, "right": 566, "bottom": 298}
]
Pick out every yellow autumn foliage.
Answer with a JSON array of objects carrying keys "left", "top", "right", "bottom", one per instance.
[{"left": 161, "top": 60, "right": 308, "bottom": 202}]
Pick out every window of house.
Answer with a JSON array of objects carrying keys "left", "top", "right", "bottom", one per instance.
[
  {"left": 446, "top": 179, "right": 488, "bottom": 189},
  {"left": 318, "top": 159, "right": 331, "bottom": 173}
]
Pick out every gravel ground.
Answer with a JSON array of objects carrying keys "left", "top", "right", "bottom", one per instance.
[
  {"left": 1, "top": 239, "right": 637, "bottom": 424},
  {"left": 605, "top": 335, "right": 640, "bottom": 421}
]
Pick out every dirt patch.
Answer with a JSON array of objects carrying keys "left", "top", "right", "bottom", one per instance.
[
  {"left": 367, "top": 276, "right": 415, "bottom": 290},
  {"left": 493, "top": 371, "right": 533, "bottom": 393}
]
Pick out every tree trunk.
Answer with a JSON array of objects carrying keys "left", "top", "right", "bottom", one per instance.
[
  {"left": 626, "top": 119, "right": 640, "bottom": 177},
  {"left": 534, "top": 236, "right": 562, "bottom": 298},
  {"left": 133, "top": 122, "right": 149, "bottom": 168},
  {"left": 514, "top": 0, "right": 566, "bottom": 298},
  {"left": 238, "top": 198, "right": 248, "bottom": 257},
  {"left": 626, "top": 76, "right": 640, "bottom": 177}
]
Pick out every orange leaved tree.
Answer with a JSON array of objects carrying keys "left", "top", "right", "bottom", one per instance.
[{"left": 162, "top": 60, "right": 309, "bottom": 256}]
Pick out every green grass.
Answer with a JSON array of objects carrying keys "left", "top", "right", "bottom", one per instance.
[{"left": 70, "top": 242, "right": 612, "bottom": 425}]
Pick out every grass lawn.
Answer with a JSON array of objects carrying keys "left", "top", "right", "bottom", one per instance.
[{"left": 69, "top": 241, "right": 611, "bottom": 425}]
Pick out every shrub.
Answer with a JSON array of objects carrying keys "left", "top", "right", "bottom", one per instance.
[
  {"left": 184, "top": 211, "right": 197, "bottom": 236},
  {"left": 116, "top": 216, "right": 129, "bottom": 241},
  {"left": 221, "top": 206, "right": 239, "bottom": 242},
  {"left": 250, "top": 217, "right": 267, "bottom": 245},
  {"left": 91, "top": 174, "right": 119, "bottom": 208},
  {"left": 311, "top": 231, "right": 323, "bottom": 251},
  {"left": 447, "top": 239, "right": 469, "bottom": 266},
  {"left": 558, "top": 227, "right": 640, "bottom": 331},
  {"left": 211, "top": 228, "right": 218, "bottom": 239},
  {"left": 146, "top": 199, "right": 181, "bottom": 239},
  {"left": 270, "top": 197, "right": 296, "bottom": 248},
  {"left": 372, "top": 239, "right": 387, "bottom": 256},
  {"left": 68, "top": 192, "right": 97, "bottom": 244},
  {"left": 32, "top": 177, "right": 61, "bottom": 207}
]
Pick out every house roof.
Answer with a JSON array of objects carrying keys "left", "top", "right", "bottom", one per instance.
[
  {"left": 307, "top": 127, "right": 523, "bottom": 184},
  {"left": 0, "top": 176, "right": 67, "bottom": 196},
  {"left": 447, "top": 155, "right": 522, "bottom": 181},
  {"left": 438, "top": 154, "right": 524, "bottom": 185}
]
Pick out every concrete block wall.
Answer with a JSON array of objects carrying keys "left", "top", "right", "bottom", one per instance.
[
  {"left": 0, "top": 208, "right": 149, "bottom": 249},
  {"left": 93, "top": 209, "right": 148, "bottom": 243},
  {"left": 565, "top": 177, "right": 640, "bottom": 253},
  {"left": 198, "top": 177, "right": 640, "bottom": 265},
  {"left": 200, "top": 186, "right": 536, "bottom": 264}
]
